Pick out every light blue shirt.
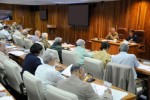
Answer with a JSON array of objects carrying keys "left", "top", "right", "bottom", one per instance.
[
  {"left": 111, "top": 52, "right": 139, "bottom": 79},
  {"left": 75, "top": 46, "right": 93, "bottom": 65},
  {"left": 30, "top": 35, "right": 40, "bottom": 43}
]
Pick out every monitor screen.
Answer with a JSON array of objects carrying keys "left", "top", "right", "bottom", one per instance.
[
  {"left": 68, "top": 4, "right": 89, "bottom": 27},
  {"left": 40, "top": 10, "right": 48, "bottom": 20},
  {"left": 0, "top": 10, "right": 13, "bottom": 20}
]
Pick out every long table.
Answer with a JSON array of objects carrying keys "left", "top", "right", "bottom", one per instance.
[
  {"left": 8, "top": 53, "right": 136, "bottom": 100},
  {"left": 135, "top": 60, "right": 150, "bottom": 100},
  {"left": 91, "top": 39, "right": 139, "bottom": 56},
  {"left": 0, "top": 83, "right": 15, "bottom": 100}
]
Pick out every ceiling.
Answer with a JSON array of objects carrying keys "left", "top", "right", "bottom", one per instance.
[{"left": 0, "top": 0, "right": 117, "bottom": 5}]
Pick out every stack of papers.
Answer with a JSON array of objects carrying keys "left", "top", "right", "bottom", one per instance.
[
  {"left": 91, "top": 83, "right": 128, "bottom": 100},
  {"left": 8, "top": 51, "right": 26, "bottom": 56},
  {"left": 137, "top": 64, "right": 150, "bottom": 71},
  {"left": 0, "top": 96, "right": 14, "bottom": 100},
  {"left": 61, "top": 64, "right": 73, "bottom": 76}
]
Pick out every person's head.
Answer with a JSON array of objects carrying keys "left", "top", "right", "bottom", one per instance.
[
  {"left": 119, "top": 43, "right": 129, "bottom": 52},
  {"left": 0, "top": 41, "right": 6, "bottom": 53},
  {"left": 12, "top": 22, "right": 17, "bottom": 26},
  {"left": 76, "top": 39, "right": 85, "bottom": 48},
  {"left": 129, "top": 30, "right": 134, "bottom": 37},
  {"left": 16, "top": 25, "right": 23, "bottom": 31},
  {"left": 54, "top": 37, "right": 62, "bottom": 45},
  {"left": 100, "top": 42, "right": 110, "bottom": 51},
  {"left": 30, "top": 43, "right": 43, "bottom": 56},
  {"left": 35, "top": 30, "right": 41, "bottom": 38},
  {"left": 41, "top": 32, "right": 48, "bottom": 40},
  {"left": 43, "top": 53, "right": 56, "bottom": 66},
  {"left": 110, "top": 27, "right": 116, "bottom": 33},
  {"left": 22, "top": 29, "right": 28, "bottom": 37},
  {"left": 70, "top": 64, "right": 85, "bottom": 80},
  {"left": 3, "top": 25, "right": 9, "bottom": 31}
]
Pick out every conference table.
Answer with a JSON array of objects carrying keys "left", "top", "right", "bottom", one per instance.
[
  {"left": 0, "top": 83, "right": 15, "bottom": 100},
  {"left": 7, "top": 47, "right": 136, "bottom": 100},
  {"left": 91, "top": 38, "right": 139, "bottom": 56},
  {"left": 135, "top": 59, "right": 150, "bottom": 100}
]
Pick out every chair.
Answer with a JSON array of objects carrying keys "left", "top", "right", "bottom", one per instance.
[
  {"left": 12, "top": 35, "right": 18, "bottom": 45},
  {"left": 84, "top": 57, "right": 104, "bottom": 80},
  {"left": 23, "top": 71, "right": 45, "bottom": 100},
  {"left": 133, "top": 30, "right": 145, "bottom": 53},
  {"left": 42, "top": 48, "right": 60, "bottom": 62},
  {"left": 133, "top": 30, "right": 144, "bottom": 43},
  {"left": 62, "top": 50, "right": 77, "bottom": 66},
  {"left": 15, "top": 36, "right": 24, "bottom": 47},
  {"left": 45, "top": 85, "right": 78, "bottom": 100},
  {"left": 104, "top": 62, "right": 144, "bottom": 94},
  {"left": 24, "top": 38, "right": 33, "bottom": 49},
  {"left": 3, "top": 59, "right": 25, "bottom": 94},
  {"left": 117, "top": 28, "right": 127, "bottom": 39}
]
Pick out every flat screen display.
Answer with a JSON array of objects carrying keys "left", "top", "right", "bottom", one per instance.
[
  {"left": 0, "top": 10, "right": 13, "bottom": 20},
  {"left": 40, "top": 10, "right": 48, "bottom": 20},
  {"left": 68, "top": 5, "right": 89, "bottom": 26}
]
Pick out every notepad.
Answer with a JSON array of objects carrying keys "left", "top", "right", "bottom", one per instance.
[
  {"left": 8, "top": 51, "right": 26, "bottom": 56},
  {"left": 61, "top": 64, "right": 73, "bottom": 76},
  {"left": 138, "top": 64, "right": 150, "bottom": 71},
  {"left": 91, "top": 83, "right": 128, "bottom": 100}
]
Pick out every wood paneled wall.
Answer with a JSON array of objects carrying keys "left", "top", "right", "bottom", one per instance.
[{"left": 0, "top": 0, "right": 150, "bottom": 59}]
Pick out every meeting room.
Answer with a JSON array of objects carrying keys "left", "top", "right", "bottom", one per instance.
[{"left": 0, "top": 0, "right": 150, "bottom": 100}]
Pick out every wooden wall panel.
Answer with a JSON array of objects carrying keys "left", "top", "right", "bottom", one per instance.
[{"left": 0, "top": 0, "right": 150, "bottom": 59}]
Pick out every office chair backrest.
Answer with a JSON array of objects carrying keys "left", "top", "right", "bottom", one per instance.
[
  {"left": 23, "top": 71, "right": 45, "bottom": 100},
  {"left": 45, "top": 85, "right": 78, "bottom": 100},
  {"left": 84, "top": 57, "right": 104, "bottom": 80},
  {"left": 4, "top": 59, "right": 23, "bottom": 94},
  {"left": 62, "top": 50, "right": 77, "bottom": 66},
  {"left": 24, "top": 38, "right": 33, "bottom": 49}
]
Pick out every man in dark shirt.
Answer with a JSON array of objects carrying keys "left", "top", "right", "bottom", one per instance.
[
  {"left": 126, "top": 30, "right": 138, "bottom": 43},
  {"left": 21, "top": 43, "right": 43, "bottom": 76},
  {"left": 50, "top": 37, "right": 64, "bottom": 63}
]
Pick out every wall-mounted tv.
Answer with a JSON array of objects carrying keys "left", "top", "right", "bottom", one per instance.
[
  {"left": 68, "top": 4, "right": 89, "bottom": 27},
  {"left": 0, "top": 10, "right": 13, "bottom": 20},
  {"left": 40, "top": 10, "right": 48, "bottom": 20}
]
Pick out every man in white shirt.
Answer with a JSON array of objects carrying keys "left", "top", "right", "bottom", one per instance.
[
  {"left": 35, "top": 53, "right": 65, "bottom": 95},
  {"left": 0, "top": 26, "right": 11, "bottom": 40},
  {"left": 111, "top": 43, "right": 139, "bottom": 79}
]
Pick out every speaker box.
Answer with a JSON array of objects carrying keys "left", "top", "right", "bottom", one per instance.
[{"left": 29, "top": 6, "right": 39, "bottom": 11}]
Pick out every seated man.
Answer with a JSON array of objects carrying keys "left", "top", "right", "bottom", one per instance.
[
  {"left": 50, "top": 37, "right": 64, "bottom": 63},
  {"left": 0, "top": 25, "right": 11, "bottom": 40},
  {"left": 40, "top": 32, "right": 50, "bottom": 49},
  {"left": 57, "top": 64, "right": 113, "bottom": 100},
  {"left": 111, "top": 43, "right": 139, "bottom": 79},
  {"left": 13, "top": 25, "right": 25, "bottom": 38},
  {"left": 30, "top": 30, "right": 41, "bottom": 43},
  {"left": 21, "top": 29, "right": 28, "bottom": 38},
  {"left": 126, "top": 30, "right": 138, "bottom": 43},
  {"left": 75, "top": 39, "right": 93, "bottom": 65},
  {"left": 105, "top": 27, "right": 119, "bottom": 40},
  {"left": 35, "top": 53, "right": 65, "bottom": 95}
]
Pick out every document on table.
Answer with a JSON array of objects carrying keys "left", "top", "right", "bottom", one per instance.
[
  {"left": 0, "top": 96, "right": 14, "bottom": 100},
  {"left": 91, "top": 83, "right": 128, "bottom": 100},
  {"left": 137, "top": 64, "right": 150, "bottom": 71},
  {"left": 8, "top": 51, "right": 26, "bottom": 56},
  {"left": 5, "top": 46, "right": 16, "bottom": 49},
  {"left": 0, "top": 86, "right": 5, "bottom": 91},
  {"left": 61, "top": 64, "right": 73, "bottom": 76}
]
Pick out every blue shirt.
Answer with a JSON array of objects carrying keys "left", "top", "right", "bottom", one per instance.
[
  {"left": 111, "top": 52, "right": 139, "bottom": 79},
  {"left": 74, "top": 46, "right": 93, "bottom": 65}
]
